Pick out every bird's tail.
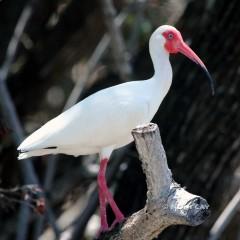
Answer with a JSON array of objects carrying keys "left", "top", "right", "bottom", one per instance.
[{"left": 18, "top": 148, "right": 58, "bottom": 160}]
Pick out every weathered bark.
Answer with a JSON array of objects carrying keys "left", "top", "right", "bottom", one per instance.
[{"left": 99, "top": 124, "right": 210, "bottom": 240}]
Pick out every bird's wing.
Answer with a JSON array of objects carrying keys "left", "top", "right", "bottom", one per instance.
[{"left": 18, "top": 81, "right": 150, "bottom": 153}]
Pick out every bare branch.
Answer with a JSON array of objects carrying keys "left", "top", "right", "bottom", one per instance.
[
  {"left": 208, "top": 188, "right": 240, "bottom": 240},
  {"left": 100, "top": 0, "right": 132, "bottom": 81},
  {"left": 0, "top": 3, "right": 32, "bottom": 84},
  {"left": 98, "top": 123, "right": 210, "bottom": 240}
]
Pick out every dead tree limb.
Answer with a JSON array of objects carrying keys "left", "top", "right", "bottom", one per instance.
[{"left": 99, "top": 123, "right": 210, "bottom": 240}]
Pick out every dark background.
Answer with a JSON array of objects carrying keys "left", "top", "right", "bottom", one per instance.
[{"left": 0, "top": 0, "right": 239, "bottom": 239}]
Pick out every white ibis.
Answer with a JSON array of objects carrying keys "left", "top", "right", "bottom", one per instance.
[{"left": 18, "top": 25, "right": 214, "bottom": 232}]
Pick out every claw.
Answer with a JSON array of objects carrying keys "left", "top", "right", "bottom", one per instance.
[{"left": 110, "top": 216, "right": 125, "bottom": 230}]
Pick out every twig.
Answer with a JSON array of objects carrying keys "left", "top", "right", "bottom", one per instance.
[
  {"left": 208, "top": 188, "right": 240, "bottom": 240},
  {"left": 98, "top": 123, "right": 210, "bottom": 240},
  {"left": 0, "top": 185, "right": 44, "bottom": 210},
  {"left": 100, "top": 0, "right": 132, "bottom": 81},
  {"left": 0, "top": 3, "right": 32, "bottom": 84}
]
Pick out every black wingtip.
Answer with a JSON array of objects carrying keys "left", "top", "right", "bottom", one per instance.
[
  {"left": 43, "top": 146, "right": 57, "bottom": 150},
  {"left": 19, "top": 149, "right": 28, "bottom": 153}
]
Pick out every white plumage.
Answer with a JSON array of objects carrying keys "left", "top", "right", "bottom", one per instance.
[
  {"left": 18, "top": 25, "right": 213, "bottom": 232},
  {"left": 18, "top": 79, "right": 171, "bottom": 159},
  {"left": 18, "top": 24, "right": 212, "bottom": 161},
  {"left": 18, "top": 25, "right": 174, "bottom": 160}
]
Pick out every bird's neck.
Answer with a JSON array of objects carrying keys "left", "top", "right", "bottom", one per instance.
[
  {"left": 149, "top": 44, "right": 172, "bottom": 93},
  {"left": 142, "top": 43, "right": 173, "bottom": 120},
  {"left": 150, "top": 44, "right": 172, "bottom": 78}
]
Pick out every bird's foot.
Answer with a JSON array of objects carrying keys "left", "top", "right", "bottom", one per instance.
[
  {"left": 98, "top": 209, "right": 125, "bottom": 233},
  {"left": 97, "top": 224, "right": 109, "bottom": 237},
  {"left": 97, "top": 216, "right": 125, "bottom": 238},
  {"left": 110, "top": 215, "right": 125, "bottom": 230}
]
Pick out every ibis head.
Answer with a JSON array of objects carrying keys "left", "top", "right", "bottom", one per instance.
[{"left": 153, "top": 25, "right": 215, "bottom": 95}]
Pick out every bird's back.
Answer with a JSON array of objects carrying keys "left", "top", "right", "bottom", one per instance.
[{"left": 18, "top": 81, "right": 152, "bottom": 158}]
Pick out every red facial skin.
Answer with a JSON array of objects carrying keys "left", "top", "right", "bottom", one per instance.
[
  {"left": 162, "top": 29, "right": 205, "bottom": 68},
  {"left": 162, "top": 28, "right": 215, "bottom": 95},
  {"left": 162, "top": 30, "right": 183, "bottom": 54}
]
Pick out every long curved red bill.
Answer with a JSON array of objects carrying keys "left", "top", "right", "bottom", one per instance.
[{"left": 178, "top": 41, "right": 215, "bottom": 95}]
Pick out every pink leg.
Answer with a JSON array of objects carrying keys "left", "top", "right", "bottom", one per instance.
[
  {"left": 98, "top": 186, "right": 108, "bottom": 232},
  {"left": 98, "top": 158, "right": 124, "bottom": 231},
  {"left": 98, "top": 160, "right": 109, "bottom": 232},
  {"left": 106, "top": 189, "right": 124, "bottom": 221}
]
